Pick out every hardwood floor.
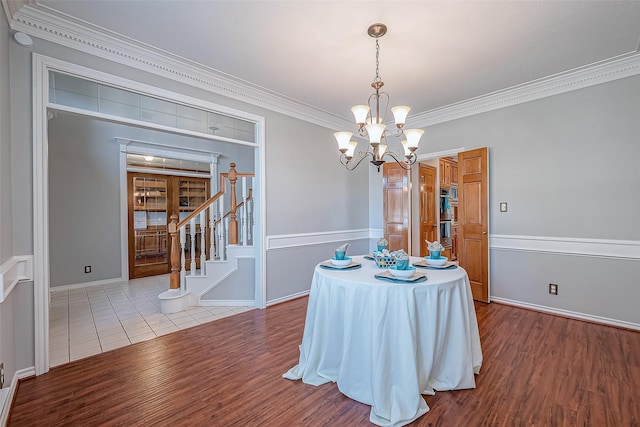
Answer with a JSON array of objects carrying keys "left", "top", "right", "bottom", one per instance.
[{"left": 9, "top": 298, "right": 640, "bottom": 426}]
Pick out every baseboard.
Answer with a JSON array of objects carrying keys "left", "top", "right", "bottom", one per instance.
[
  {"left": 491, "top": 297, "right": 640, "bottom": 331},
  {"left": 49, "top": 277, "right": 124, "bottom": 292},
  {"left": 198, "top": 299, "right": 254, "bottom": 307},
  {"left": 266, "top": 290, "right": 310, "bottom": 307},
  {"left": 0, "top": 366, "right": 36, "bottom": 427}
]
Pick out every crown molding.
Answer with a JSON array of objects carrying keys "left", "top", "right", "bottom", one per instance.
[
  {"left": 1, "top": 0, "right": 30, "bottom": 22},
  {"left": 410, "top": 52, "right": 640, "bottom": 128},
  {"left": 8, "top": 3, "right": 352, "bottom": 131},
  {"left": 6, "top": 2, "right": 640, "bottom": 132}
]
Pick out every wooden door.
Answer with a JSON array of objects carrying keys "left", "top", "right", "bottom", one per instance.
[
  {"left": 382, "top": 162, "right": 409, "bottom": 252},
  {"left": 457, "top": 147, "right": 490, "bottom": 302},
  {"left": 419, "top": 164, "right": 437, "bottom": 256}
]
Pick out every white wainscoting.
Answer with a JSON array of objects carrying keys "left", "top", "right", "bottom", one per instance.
[
  {"left": 490, "top": 234, "right": 640, "bottom": 331},
  {"left": 265, "top": 230, "right": 639, "bottom": 329},
  {"left": 490, "top": 234, "right": 640, "bottom": 260},
  {"left": 0, "top": 255, "right": 33, "bottom": 303},
  {"left": 266, "top": 229, "right": 375, "bottom": 250}
]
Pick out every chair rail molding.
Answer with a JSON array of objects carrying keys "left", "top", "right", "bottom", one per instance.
[
  {"left": 0, "top": 255, "right": 33, "bottom": 303},
  {"left": 267, "top": 229, "right": 372, "bottom": 251},
  {"left": 490, "top": 234, "right": 640, "bottom": 260}
]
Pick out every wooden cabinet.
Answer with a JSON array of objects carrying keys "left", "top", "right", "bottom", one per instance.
[
  {"left": 178, "top": 179, "right": 208, "bottom": 212},
  {"left": 439, "top": 157, "right": 457, "bottom": 188},
  {"left": 128, "top": 173, "right": 210, "bottom": 279}
]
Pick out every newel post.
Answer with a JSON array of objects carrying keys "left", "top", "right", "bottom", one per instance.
[
  {"left": 228, "top": 163, "right": 239, "bottom": 245},
  {"left": 169, "top": 213, "right": 180, "bottom": 289}
]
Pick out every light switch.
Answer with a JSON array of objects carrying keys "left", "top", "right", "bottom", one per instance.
[{"left": 500, "top": 202, "right": 508, "bottom": 212}]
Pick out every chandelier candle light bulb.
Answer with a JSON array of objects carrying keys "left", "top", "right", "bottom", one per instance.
[{"left": 334, "top": 23, "right": 424, "bottom": 172}]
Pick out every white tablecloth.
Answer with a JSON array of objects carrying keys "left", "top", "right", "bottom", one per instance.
[{"left": 284, "top": 255, "right": 483, "bottom": 427}]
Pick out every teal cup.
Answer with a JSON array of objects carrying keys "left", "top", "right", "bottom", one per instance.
[
  {"left": 430, "top": 250, "right": 441, "bottom": 259},
  {"left": 395, "top": 258, "right": 409, "bottom": 270},
  {"left": 335, "top": 250, "right": 346, "bottom": 260},
  {"left": 377, "top": 245, "right": 387, "bottom": 252}
]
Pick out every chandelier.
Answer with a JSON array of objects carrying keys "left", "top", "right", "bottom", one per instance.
[{"left": 334, "top": 23, "right": 424, "bottom": 172}]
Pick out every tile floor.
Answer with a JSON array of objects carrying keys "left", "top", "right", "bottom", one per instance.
[{"left": 49, "top": 274, "right": 254, "bottom": 367}]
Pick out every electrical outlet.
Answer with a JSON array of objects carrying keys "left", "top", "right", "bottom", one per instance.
[
  {"left": 500, "top": 202, "right": 508, "bottom": 212},
  {"left": 549, "top": 283, "right": 558, "bottom": 295},
  {"left": 84, "top": 265, "right": 91, "bottom": 274},
  {"left": 1, "top": 362, "right": 4, "bottom": 388}
]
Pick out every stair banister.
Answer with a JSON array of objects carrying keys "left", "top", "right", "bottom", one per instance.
[{"left": 169, "top": 163, "right": 254, "bottom": 290}]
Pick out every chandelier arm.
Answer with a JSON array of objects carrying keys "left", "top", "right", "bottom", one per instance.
[
  {"left": 383, "top": 150, "right": 417, "bottom": 170},
  {"left": 341, "top": 150, "right": 374, "bottom": 171}
]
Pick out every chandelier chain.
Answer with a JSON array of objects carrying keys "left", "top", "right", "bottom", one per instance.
[{"left": 374, "top": 38, "right": 381, "bottom": 83}]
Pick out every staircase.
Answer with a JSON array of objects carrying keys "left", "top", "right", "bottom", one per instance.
[{"left": 159, "top": 163, "right": 255, "bottom": 313}]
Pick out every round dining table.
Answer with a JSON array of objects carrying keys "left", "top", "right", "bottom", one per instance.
[{"left": 284, "top": 254, "right": 483, "bottom": 427}]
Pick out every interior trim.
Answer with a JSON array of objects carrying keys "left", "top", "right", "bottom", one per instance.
[
  {"left": 49, "top": 277, "right": 123, "bottom": 293},
  {"left": 32, "top": 53, "right": 267, "bottom": 376},
  {"left": 267, "top": 229, "right": 371, "bottom": 250},
  {"left": 7, "top": 4, "right": 640, "bottom": 132},
  {"left": 266, "top": 290, "right": 310, "bottom": 307},
  {"left": 490, "top": 234, "right": 640, "bottom": 260},
  {"left": 0, "top": 255, "right": 33, "bottom": 303},
  {"left": 492, "top": 297, "right": 640, "bottom": 331},
  {"left": 266, "top": 230, "right": 640, "bottom": 260},
  {"left": 411, "top": 52, "right": 640, "bottom": 128},
  {"left": 9, "top": 4, "right": 351, "bottom": 131},
  {"left": 0, "top": 367, "right": 35, "bottom": 426}
]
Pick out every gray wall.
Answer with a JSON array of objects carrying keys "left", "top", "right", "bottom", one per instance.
[
  {"left": 202, "top": 258, "right": 255, "bottom": 301},
  {"left": 9, "top": 35, "right": 371, "bottom": 300},
  {"left": 47, "top": 113, "right": 256, "bottom": 287},
  {"left": 0, "top": 5, "right": 11, "bottom": 264},
  {"left": 419, "top": 76, "right": 640, "bottom": 240},
  {"left": 0, "top": 7, "right": 36, "bottom": 392},
  {"left": 48, "top": 114, "right": 121, "bottom": 286},
  {"left": 411, "top": 75, "right": 640, "bottom": 325},
  {"left": 266, "top": 238, "right": 370, "bottom": 302}
]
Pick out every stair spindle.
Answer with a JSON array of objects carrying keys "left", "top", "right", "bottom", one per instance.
[
  {"left": 219, "top": 194, "right": 226, "bottom": 261},
  {"left": 180, "top": 225, "right": 186, "bottom": 286},
  {"left": 190, "top": 217, "right": 197, "bottom": 274},
  {"left": 169, "top": 214, "right": 180, "bottom": 289},
  {"left": 200, "top": 210, "right": 206, "bottom": 275}
]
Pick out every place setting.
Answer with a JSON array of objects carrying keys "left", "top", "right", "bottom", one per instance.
[
  {"left": 413, "top": 240, "right": 458, "bottom": 270},
  {"left": 319, "top": 243, "right": 362, "bottom": 270},
  {"left": 373, "top": 249, "right": 427, "bottom": 283}
]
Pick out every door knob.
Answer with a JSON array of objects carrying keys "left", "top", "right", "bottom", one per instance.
[{"left": 482, "top": 231, "right": 487, "bottom": 235}]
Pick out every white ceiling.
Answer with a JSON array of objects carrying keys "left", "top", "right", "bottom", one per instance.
[{"left": 14, "top": 1, "right": 640, "bottom": 123}]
